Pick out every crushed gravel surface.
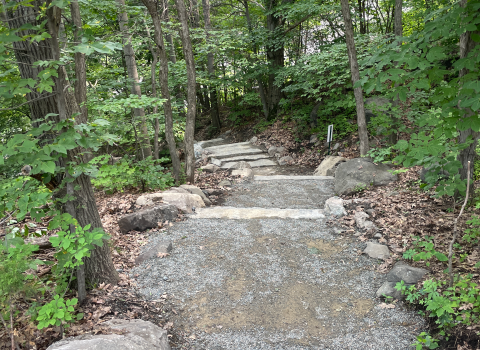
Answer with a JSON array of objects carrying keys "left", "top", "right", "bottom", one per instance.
[{"left": 131, "top": 179, "right": 425, "bottom": 349}]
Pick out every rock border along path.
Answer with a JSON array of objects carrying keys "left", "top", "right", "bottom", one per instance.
[{"left": 132, "top": 140, "right": 425, "bottom": 350}]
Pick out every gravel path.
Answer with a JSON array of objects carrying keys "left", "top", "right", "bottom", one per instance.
[{"left": 131, "top": 178, "right": 425, "bottom": 349}]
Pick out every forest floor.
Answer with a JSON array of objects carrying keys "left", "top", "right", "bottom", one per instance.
[{"left": 2, "top": 119, "right": 480, "bottom": 349}]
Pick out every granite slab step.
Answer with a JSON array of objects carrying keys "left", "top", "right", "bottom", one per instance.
[
  {"left": 203, "top": 142, "right": 264, "bottom": 159},
  {"left": 190, "top": 206, "right": 325, "bottom": 219},
  {"left": 221, "top": 158, "right": 278, "bottom": 169}
]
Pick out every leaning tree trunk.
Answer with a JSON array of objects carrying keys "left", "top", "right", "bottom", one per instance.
[
  {"left": 142, "top": 0, "right": 181, "bottom": 182},
  {"left": 3, "top": 0, "right": 119, "bottom": 286},
  {"left": 175, "top": 0, "right": 197, "bottom": 184},
  {"left": 202, "top": 0, "right": 221, "bottom": 132},
  {"left": 457, "top": 0, "right": 480, "bottom": 192},
  {"left": 116, "top": 0, "right": 152, "bottom": 160},
  {"left": 340, "top": 0, "right": 369, "bottom": 156}
]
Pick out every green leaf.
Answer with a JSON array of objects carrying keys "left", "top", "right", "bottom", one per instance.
[
  {"left": 434, "top": 252, "right": 448, "bottom": 262},
  {"left": 0, "top": 32, "right": 22, "bottom": 43},
  {"left": 426, "top": 47, "right": 446, "bottom": 62},
  {"left": 40, "top": 161, "right": 56, "bottom": 174}
]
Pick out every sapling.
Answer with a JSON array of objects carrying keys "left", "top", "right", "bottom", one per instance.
[{"left": 448, "top": 161, "right": 470, "bottom": 288}]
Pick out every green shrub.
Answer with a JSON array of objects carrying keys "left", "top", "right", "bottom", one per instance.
[{"left": 90, "top": 155, "right": 174, "bottom": 193}]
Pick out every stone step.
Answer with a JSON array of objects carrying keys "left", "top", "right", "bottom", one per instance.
[
  {"left": 203, "top": 142, "right": 264, "bottom": 159},
  {"left": 221, "top": 158, "right": 278, "bottom": 169},
  {"left": 196, "top": 138, "right": 227, "bottom": 148},
  {"left": 190, "top": 206, "right": 325, "bottom": 219},
  {"left": 214, "top": 153, "right": 273, "bottom": 164},
  {"left": 254, "top": 175, "right": 334, "bottom": 180}
]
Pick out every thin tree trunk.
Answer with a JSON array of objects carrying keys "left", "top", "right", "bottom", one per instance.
[
  {"left": 116, "top": 0, "right": 152, "bottom": 159},
  {"left": 4, "top": 0, "right": 119, "bottom": 286},
  {"left": 175, "top": 0, "right": 197, "bottom": 184},
  {"left": 202, "top": 0, "right": 221, "bottom": 132},
  {"left": 390, "top": 0, "right": 403, "bottom": 145},
  {"left": 144, "top": 13, "right": 160, "bottom": 160},
  {"left": 340, "top": 0, "right": 369, "bottom": 155},
  {"left": 142, "top": 0, "right": 181, "bottom": 182},
  {"left": 457, "top": 0, "right": 479, "bottom": 192}
]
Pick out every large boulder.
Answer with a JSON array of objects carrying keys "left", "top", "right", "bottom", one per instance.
[
  {"left": 136, "top": 192, "right": 205, "bottom": 213},
  {"left": 47, "top": 319, "right": 170, "bottom": 350},
  {"left": 376, "top": 262, "right": 428, "bottom": 300},
  {"left": 314, "top": 156, "right": 347, "bottom": 176},
  {"left": 180, "top": 184, "right": 212, "bottom": 206},
  {"left": 118, "top": 205, "right": 178, "bottom": 233},
  {"left": 334, "top": 158, "right": 397, "bottom": 195}
]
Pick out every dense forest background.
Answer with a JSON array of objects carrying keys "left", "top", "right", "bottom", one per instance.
[{"left": 0, "top": 0, "right": 480, "bottom": 348}]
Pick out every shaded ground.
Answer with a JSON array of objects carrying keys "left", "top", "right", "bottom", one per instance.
[{"left": 131, "top": 179, "right": 425, "bottom": 349}]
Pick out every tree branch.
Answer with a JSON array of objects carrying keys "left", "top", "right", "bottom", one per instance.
[{"left": 0, "top": 93, "right": 57, "bottom": 111}]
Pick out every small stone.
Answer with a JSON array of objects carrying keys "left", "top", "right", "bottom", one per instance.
[
  {"left": 276, "top": 147, "right": 285, "bottom": 153},
  {"left": 202, "top": 164, "right": 219, "bottom": 173},
  {"left": 324, "top": 197, "right": 347, "bottom": 217},
  {"left": 268, "top": 146, "right": 277, "bottom": 156},
  {"left": 333, "top": 142, "right": 340, "bottom": 150},
  {"left": 310, "top": 135, "right": 318, "bottom": 144},
  {"left": 374, "top": 233, "right": 382, "bottom": 239},
  {"left": 231, "top": 168, "right": 253, "bottom": 179},
  {"left": 376, "top": 281, "right": 409, "bottom": 300},
  {"left": 218, "top": 179, "right": 232, "bottom": 187},
  {"left": 366, "top": 209, "right": 376, "bottom": 216},
  {"left": 163, "top": 276, "right": 168, "bottom": 281},
  {"left": 363, "top": 242, "right": 390, "bottom": 259},
  {"left": 250, "top": 136, "right": 258, "bottom": 143},
  {"left": 135, "top": 241, "right": 173, "bottom": 265},
  {"left": 278, "top": 156, "right": 293, "bottom": 166},
  {"left": 387, "top": 261, "right": 428, "bottom": 284}
]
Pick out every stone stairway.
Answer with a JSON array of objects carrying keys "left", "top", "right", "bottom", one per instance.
[
  {"left": 196, "top": 139, "right": 278, "bottom": 169},
  {"left": 131, "top": 173, "right": 425, "bottom": 349}
]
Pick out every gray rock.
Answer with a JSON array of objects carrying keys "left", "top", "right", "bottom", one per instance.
[
  {"left": 118, "top": 205, "right": 178, "bottom": 233},
  {"left": 180, "top": 185, "right": 212, "bottom": 206},
  {"left": 250, "top": 136, "right": 258, "bottom": 143},
  {"left": 276, "top": 147, "right": 285, "bottom": 153},
  {"left": 204, "top": 188, "right": 224, "bottom": 196},
  {"left": 231, "top": 168, "right": 254, "bottom": 179},
  {"left": 376, "top": 281, "right": 407, "bottom": 300},
  {"left": 194, "top": 143, "right": 203, "bottom": 159},
  {"left": 374, "top": 233, "right": 382, "bottom": 239},
  {"left": 278, "top": 156, "right": 293, "bottom": 166},
  {"left": 314, "top": 156, "right": 347, "bottom": 177},
  {"left": 332, "top": 142, "right": 340, "bottom": 150},
  {"left": 135, "top": 241, "right": 173, "bottom": 265},
  {"left": 211, "top": 158, "right": 222, "bottom": 167},
  {"left": 334, "top": 158, "right": 397, "bottom": 195},
  {"left": 363, "top": 242, "right": 390, "bottom": 259},
  {"left": 387, "top": 261, "right": 428, "bottom": 284},
  {"left": 47, "top": 319, "right": 170, "bottom": 350},
  {"left": 268, "top": 146, "right": 277, "bottom": 156},
  {"left": 230, "top": 161, "right": 252, "bottom": 169},
  {"left": 201, "top": 164, "right": 219, "bottom": 173},
  {"left": 324, "top": 197, "right": 347, "bottom": 217},
  {"left": 310, "top": 135, "right": 318, "bottom": 144},
  {"left": 366, "top": 209, "right": 376, "bottom": 216},
  {"left": 218, "top": 179, "right": 232, "bottom": 187},
  {"left": 354, "top": 211, "right": 370, "bottom": 229},
  {"left": 159, "top": 193, "right": 205, "bottom": 213},
  {"left": 165, "top": 187, "right": 189, "bottom": 194}
]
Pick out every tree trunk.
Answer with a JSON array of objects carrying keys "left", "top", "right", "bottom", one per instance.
[
  {"left": 116, "top": 0, "right": 152, "bottom": 159},
  {"left": 340, "top": 0, "right": 369, "bottom": 155},
  {"left": 175, "top": 0, "right": 197, "bottom": 184},
  {"left": 142, "top": 0, "right": 181, "bottom": 182},
  {"left": 265, "top": 0, "right": 285, "bottom": 121},
  {"left": 457, "top": 0, "right": 480, "bottom": 191},
  {"left": 161, "top": 0, "right": 177, "bottom": 64},
  {"left": 202, "top": 0, "right": 221, "bottom": 132},
  {"left": 144, "top": 13, "right": 160, "bottom": 160},
  {"left": 3, "top": 0, "right": 119, "bottom": 286},
  {"left": 390, "top": 0, "right": 403, "bottom": 145}
]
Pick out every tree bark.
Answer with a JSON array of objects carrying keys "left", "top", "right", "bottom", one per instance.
[
  {"left": 144, "top": 13, "right": 161, "bottom": 160},
  {"left": 3, "top": 0, "right": 119, "bottom": 286},
  {"left": 340, "top": 0, "right": 369, "bottom": 155},
  {"left": 202, "top": 0, "right": 220, "bottom": 132},
  {"left": 265, "top": 0, "right": 285, "bottom": 121},
  {"left": 175, "top": 0, "right": 197, "bottom": 184},
  {"left": 116, "top": 0, "right": 152, "bottom": 159},
  {"left": 457, "top": 0, "right": 480, "bottom": 191},
  {"left": 142, "top": 0, "right": 181, "bottom": 182}
]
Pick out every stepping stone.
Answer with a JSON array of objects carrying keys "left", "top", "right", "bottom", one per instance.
[
  {"left": 215, "top": 153, "right": 273, "bottom": 164},
  {"left": 254, "top": 175, "right": 334, "bottom": 181},
  {"left": 190, "top": 206, "right": 325, "bottom": 219},
  {"left": 221, "top": 158, "right": 277, "bottom": 169},
  {"left": 196, "top": 138, "right": 227, "bottom": 148},
  {"left": 203, "top": 142, "right": 264, "bottom": 159}
]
